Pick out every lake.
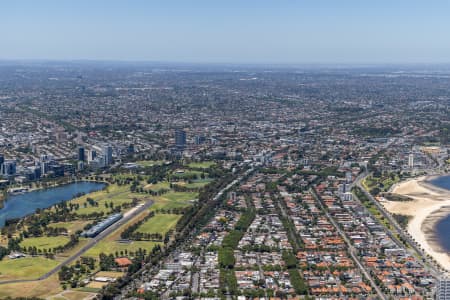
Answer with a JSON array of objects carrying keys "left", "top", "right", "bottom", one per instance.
[{"left": 0, "top": 181, "right": 106, "bottom": 227}]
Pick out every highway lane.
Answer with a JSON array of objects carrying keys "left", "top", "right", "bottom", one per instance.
[{"left": 0, "top": 199, "right": 154, "bottom": 285}]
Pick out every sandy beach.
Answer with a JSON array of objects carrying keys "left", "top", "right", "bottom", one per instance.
[{"left": 381, "top": 176, "right": 450, "bottom": 271}]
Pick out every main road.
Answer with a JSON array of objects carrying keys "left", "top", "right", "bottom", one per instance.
[
  {"left": 118, "top": 165, "right": 256, "bottom": 298},
  {"left": 310, "top": 188, "right": 388, "bottom": 300},
  {"left": 354, "top": 172, "right": 441, "bottom": 277},
  {"left": 0, "top": 199, "right": 154, "bottom": 285}
]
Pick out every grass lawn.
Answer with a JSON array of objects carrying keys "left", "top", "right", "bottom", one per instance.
[
  {"left": 66, "top": 184, "right": 146, "bottom": 215},
  {"left": 20, "top": 236, "right": 70, "bottom": 251},
  {"left": 86, "top": 281, "right": 108, "bottom": 289},
  {"left": 0, "top": 257, "right": 59, "bottom": 281},
  {"left": 48, "top": 221, "right": 90, "bottom": 234},
  {"left": 95, "top": 271, "right": 124, "bottom": 278},
  {"left": 54, "top": 238, "right": 89, "bottom": 262},
  {"left": 86, "top": 240, "right": 160, "bottom": 257},
  {"left": 363, "top": 174, "right": 400, "bottom": 194},
  {"left": 0, "top": 274, "right": 62, "bottom": 299},
  {"left": 144, "top": 181, "right": 170, "bottom": 192},
  {"left": 186, "top": 161, "right": 216, "bottom": 169},
  {"left": 136, "top": 160, "right": 168, "bottom": 167},
  {"left": 112, "top": 173, "right": 140, "bottom": 181},
  {"left": 60, "top": 290, "right": 97, "bottom": 300},
  {"left": 151, "top": 191, "right": 198, "bottom": 210},
  {"left": 136, "top": 214, "right": 181, "bottom": 235},
  {"left": 185, "top": 179, "right": 212, "bottom": 189},
  {"left": 175, "top": 178, "right": 212, "bottom": 189},
  {"left": 171, "top": 169, "right": 204, "bottom": 179},
  {"left": 163, "top": 191, "right": 198, "bottom": 202},
  {"left": 75, "top": 287, "right": 103, "bottom": 293}
]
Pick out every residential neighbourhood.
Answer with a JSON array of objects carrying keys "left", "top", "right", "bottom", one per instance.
[{"left": 0, "top": 64, "right": 450, "bottom": 300}]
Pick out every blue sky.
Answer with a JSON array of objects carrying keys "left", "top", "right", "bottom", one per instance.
[{"left": 1, "top": 1, "right": 450, "bottom": 64}]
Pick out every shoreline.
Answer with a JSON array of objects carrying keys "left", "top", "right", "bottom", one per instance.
[
  {"left": 0, "top": 180, "right": 108, "bottom": 228},
  {"left": 4, "top": 178, "right": 108, "bottom": 199},
  {"left": 381, "top": 175, "right": 450, "bottom": 271}
]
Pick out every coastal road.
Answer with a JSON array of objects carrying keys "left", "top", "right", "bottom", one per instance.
[
  {"left": 0, "top": 199, "right": 154, "bottom": 285},
  {"left": 354, "top": 172, "right": 441, "bottom": 277}
]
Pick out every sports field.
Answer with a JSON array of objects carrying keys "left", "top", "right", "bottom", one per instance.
[
  {"left": 175, "top": 178, "right": 212, "bottom": 189},
  {"left": 0, "top": 274, "right": 62, "bottom": 299},
  {"left": 48, "top": 220, "right": 90, "bottom": 234},
  {"left": 186, "top": 161, "right": 216, "bottom": 169},
  {"left": 0, "top": 257, "right": 59, "bottom": 281},
  {"left": 144, "top": 181, "right": 170, "bottom": 192},
  {"left": 151, "top": 191, "right": 198, "bottom": 210},
  {"left": 170, "top": 169, "right": 203, "bottom": 179},
  {"left": 136, "top": 214, "right": 181, "bottom": 235},
  {"left": 20, "top": 236, "right": 70, "bottom": 251}
]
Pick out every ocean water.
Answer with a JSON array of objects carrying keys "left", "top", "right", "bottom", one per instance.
[
  {"left": 428, "top": 175, "right": 450, "bottom": 191},
  {"left": 436, "top": 215, "right": 450, "bottom": 252},
  {"left": 0, "top": 181, "right": 105, "bottom": 227},
  {"left": 430, "top": 175, "right": 450, "bottom": 252}
]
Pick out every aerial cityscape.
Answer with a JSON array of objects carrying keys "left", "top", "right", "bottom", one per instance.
[{"left": 2, "top": 1, "right": 450, "bottom": 300}]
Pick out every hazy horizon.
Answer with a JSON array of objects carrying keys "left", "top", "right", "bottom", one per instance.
[{"left": 2, "top": 1, "right": 450, "bottom": 64}]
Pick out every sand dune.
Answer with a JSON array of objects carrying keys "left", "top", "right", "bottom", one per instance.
[{"left": 382, "top": 176, "right": 450, "bottom": 271}]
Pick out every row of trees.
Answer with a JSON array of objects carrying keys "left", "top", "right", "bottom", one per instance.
[
  {"left": 218, "top": 207, "right": 256, "bottom": 295},
  {"left": 120, "top": 211, "right": 177, "bottom": 243},
  {"left": 22, "top": 235, "right": 79, "bottom": 256},
  {"left": 98, "top": 166, "right": 238, "bottom": 299},
  {"left": 120, "top": 211, "right": 155, "bottom": 240},
  {"left": 175, "top": 169, "right": 237, "bottom": 236}
]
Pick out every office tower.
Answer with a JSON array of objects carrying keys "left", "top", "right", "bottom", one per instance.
[
  {"left": 103, "top": 145, "right": 113, "bottom": 166},
  {"left": 40, "top": 154, "right": 50, "bottom": 175},
  {"left": 195, "top": 135, "right": 206, "bottom": 145},
  {"left": 41, "top": 161, "right": 49, "bottom": 175},
  {"left": 2, "top": 160, "right": 16, "bottom": 176},
  {"left": 0, "top": 154, "right": 4, "bottom": 175},
  {"left": 33, "top": 166, "right": 41, "bottom": 179},
  {"left": 98, "top": 155, "right": 106, "bottom": 168},
  {"left": 175, "top": 129, "right": 186, "bottom": 149},
  {"left": 408, "top": 153, "right": 414, "bottom": 168},
  {"left": 87, "top": 149, "right": 97, "bottom": 163},
  {"left": 51, "top": 165, "right": 65, "bottom": 177},
  {"left": 78, "top": 146, "right": 85, "bottom": 161}
]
